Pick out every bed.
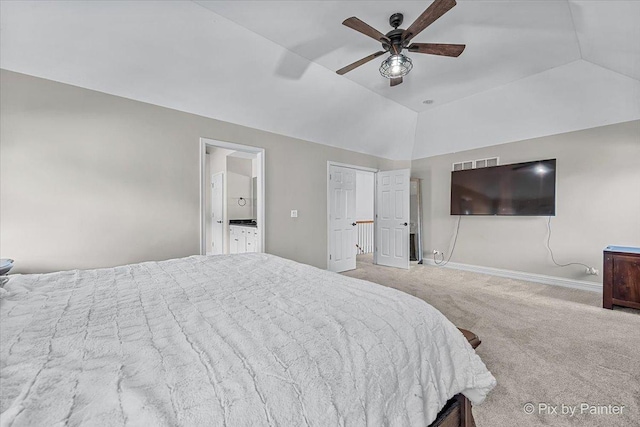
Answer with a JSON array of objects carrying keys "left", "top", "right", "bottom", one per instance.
[{"left": 0, "top": 253, "right": 495, "bottom": 426}]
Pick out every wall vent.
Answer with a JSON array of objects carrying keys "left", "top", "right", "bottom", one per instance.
[
  {"left": 453, "top": 157, "right": 499, "bottom": 171},
  {"left": 475, "top": 157, "right": 499, "bottom": 168},
  {"left": 452, "top": 161, "right": 474, "bottom": 171}
]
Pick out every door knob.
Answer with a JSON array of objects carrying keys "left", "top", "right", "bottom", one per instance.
[
  {"left": 402, "top": 222, "right": 408, "bottom": 226},
  {"left": 352, "top": 222, "right": 357, "bottom": 226},
  {"left": 216, "top": 220, "right": 223, "bottom": 224}
]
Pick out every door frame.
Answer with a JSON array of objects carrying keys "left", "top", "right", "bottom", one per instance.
[
  {"left": 327, "top": 161, "right": 378, "bottom": 271},
  {"left": 199, "top": 138, "right": 265, "bottom": 255},
  {"left": 210, "top": 171, "right": 225, "bottom": 255}
]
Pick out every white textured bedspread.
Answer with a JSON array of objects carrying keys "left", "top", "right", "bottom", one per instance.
[{"left": 1, "top": 253, "right": 495, "bottom": 426}]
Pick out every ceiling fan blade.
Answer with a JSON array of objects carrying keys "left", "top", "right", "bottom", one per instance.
[
  {"left": 408, "top": 43, "right": 465, "bottom": 57},
  {"left": 403, "top": 0, "right": 457, "bottom": 43},
  {"left": 390, "top": 77, "right": 403, "bottom": 87},
  {"left": 336, "top": 51, "right": 386, "bottom": 75},
  {"left": 343, "top": 17, "right": 390, "bottom": 44}
]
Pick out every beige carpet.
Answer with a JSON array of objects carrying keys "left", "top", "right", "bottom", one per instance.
[{"left": 342, "top": 255, "right": 639, "bottom": 427}]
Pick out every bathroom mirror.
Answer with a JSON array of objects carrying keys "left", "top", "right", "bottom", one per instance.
[{"left": 410, "top": 178, "right": 423, "bottom": 263}]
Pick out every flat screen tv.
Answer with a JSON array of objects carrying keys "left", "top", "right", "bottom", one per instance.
[{"left": 451, "top": 159, "right": 556, "bottom": 216}]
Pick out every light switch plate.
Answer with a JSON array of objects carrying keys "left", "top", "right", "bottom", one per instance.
[{"left": 290, "top": 210, "right": 298, "bottom": 218}]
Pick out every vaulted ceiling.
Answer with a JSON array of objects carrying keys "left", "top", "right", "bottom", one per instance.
[{"left": 1, "top": 1, "right": 639, "bottom": 160}]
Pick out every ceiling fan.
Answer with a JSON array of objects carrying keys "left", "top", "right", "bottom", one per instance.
[{"left": 336, "top": 0, "right": 465, "bottom": 87}]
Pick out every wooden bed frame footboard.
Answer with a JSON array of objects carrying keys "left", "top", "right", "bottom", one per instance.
[
  {"left": 429, "top": 394, "right": 475, "bottom": 427},
  {"left": 427, "top": 328, "right": 482, "bottom": 427}
]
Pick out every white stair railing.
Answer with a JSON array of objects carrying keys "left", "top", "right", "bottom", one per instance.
[{"left": 356, "top": 220, "right": 374, "bottom": 254}]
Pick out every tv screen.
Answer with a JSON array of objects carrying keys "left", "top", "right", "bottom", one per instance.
[{"left": 451, "top": 159, "right": 556, "bottom": 216}]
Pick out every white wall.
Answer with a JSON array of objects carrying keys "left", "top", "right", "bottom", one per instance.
[
  {"left": 412, "top": 120, "right": 640, "bottom": 283},
  {"left": 0, "top": 0, "right": 417, "bottom": 161},
  {"left": 227, "top": 172, "right": 252, "bottom": 220},
  {"left": 226, "top": 155, "right": 252, "bottom": 177},
  {"left": 0, "top": 70, "right": 404, "bottom": 273},
  {"left": 225, "top": 155, "right": 253, "bottom": 221},
  {"left": 209, "top": 147, "right": 232, "bottom": 174},
  {"left": 412, "top": 60, "right": 640, "bottom": 159},
  {"left": 355, "top": 171, "right": 374, "bottom": 221}
]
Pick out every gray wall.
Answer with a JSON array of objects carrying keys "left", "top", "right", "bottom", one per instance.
[
  {"left": 412, "top": 120, "right": 640, "bottom": 283},
  {"left": 1, "top": 70, "right": 403, "bottom": 273}
]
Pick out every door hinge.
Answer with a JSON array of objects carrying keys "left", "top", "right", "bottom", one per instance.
[
  {"left": 329, "top": 254, "right": 332, "bottom": 260},
  {"left": 329, "top": 174, "right": 332, "bottom": 180}
]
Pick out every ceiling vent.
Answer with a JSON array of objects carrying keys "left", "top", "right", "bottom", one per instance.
[{"left": 453, "top": 157, "right": 499, "bottom": 171}]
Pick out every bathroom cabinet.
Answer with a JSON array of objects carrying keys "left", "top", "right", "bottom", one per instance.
[{"left": 230, "top": 225, "right": 258, "bottom": 254}]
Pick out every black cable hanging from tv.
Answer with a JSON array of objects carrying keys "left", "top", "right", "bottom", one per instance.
[
  {"left": 546, "top": 216, "right": 592, "bottom": 270},
  {"left": 434, "top": 216, "right": 461, "bottom": 267}
]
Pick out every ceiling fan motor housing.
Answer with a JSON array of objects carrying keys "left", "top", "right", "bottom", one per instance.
[
  {"left": 389, "top": 13, "right": 404, "bottom": 28},
  {"left": 383, "top": 28, "right": 407, "bottom": 53},
  {"left": 384, "top": 13, "right": 409, "bottom": 53}
]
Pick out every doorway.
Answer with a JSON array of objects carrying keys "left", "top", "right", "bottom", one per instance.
[
  {"left": 327, "top": 162, "right": 411, "bottom": 273},
  {"left": 200, "top": 138, "right": 265, "bottom": 255}
]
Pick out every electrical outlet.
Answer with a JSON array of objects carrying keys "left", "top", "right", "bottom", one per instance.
[
  {"left": 290, "top": 210, "right": 298, "bottom": 218},
  {"left": 433, "top": 250, "right": 440, "bottom": 255},
  {"left": 586, "top": 267, "right": 599, "bottom": 276}
]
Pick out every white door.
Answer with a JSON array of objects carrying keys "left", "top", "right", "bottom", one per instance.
[
  {"left": 211, "top": 173, "right": 224, "bottom": 255},
  {"left": 376, "top": 169, "right": 410, "bottom": 269},
  {"left": 328, "top": 165, "right": 357, "bottom": 272}
]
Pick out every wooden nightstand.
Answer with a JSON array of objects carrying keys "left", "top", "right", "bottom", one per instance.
[{"left": 603, "top": 246, "right": 640, "bottom": 311}]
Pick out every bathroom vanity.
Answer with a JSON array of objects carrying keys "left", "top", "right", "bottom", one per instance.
[{"left": 229, "top": 220, "right": 258, "bottom": 254}]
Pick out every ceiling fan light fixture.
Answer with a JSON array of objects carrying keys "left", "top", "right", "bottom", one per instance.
[{"left": 379, "top": 54, "right": 413, "bottom": 79}]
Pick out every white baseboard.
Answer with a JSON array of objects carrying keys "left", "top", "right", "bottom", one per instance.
[{"left": 421, "top": 259, "right": 601, "bottom": 293}]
